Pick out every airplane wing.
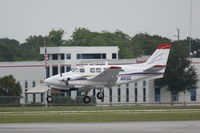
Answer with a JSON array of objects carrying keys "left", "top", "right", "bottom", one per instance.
[{"left": 89, "top": 66, "right": 123, "bottom": 87}]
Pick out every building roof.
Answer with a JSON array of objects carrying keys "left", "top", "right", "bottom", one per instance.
[
  {"left": 25, "top": 83, "right": 50, "bottom": 94},
  {"left": 40, "top": 46, "right": 119, "bottom": 54}
]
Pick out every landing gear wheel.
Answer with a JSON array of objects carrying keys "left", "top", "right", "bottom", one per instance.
[
  {"left": 97, "top": 92, "right": 104, "bottom": 100},
  {"left": 83, "top": 96, "right": 91, "bottom": 104},
  {"left": 46, "top": 95, "right": 53, "bottom": 103}
]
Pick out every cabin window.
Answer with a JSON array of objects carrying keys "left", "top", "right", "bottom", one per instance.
[
  {"left": 90, "top": 68, "right": 95, "bottom": 73},
  {"left": 80, "top": 68, "right": 85, "bottom": 73},
  {"left": 71, "top": 67, "right": 77, "bottom": 72},
  {"left": 96, "top": 68, "right": 101, "bottom": 73}
]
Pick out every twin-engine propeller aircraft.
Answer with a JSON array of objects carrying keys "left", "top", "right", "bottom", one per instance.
[{"left": 44, "top": 44, "right": 171, "bottom": 103}]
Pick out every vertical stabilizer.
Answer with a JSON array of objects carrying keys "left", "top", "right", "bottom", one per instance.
[{"left": 145, "top": 44, "right": 171, "bottom": 66}]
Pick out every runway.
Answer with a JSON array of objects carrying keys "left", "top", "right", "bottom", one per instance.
[{"left": 0, "top": 121, "right": 200, "bottom": 133}]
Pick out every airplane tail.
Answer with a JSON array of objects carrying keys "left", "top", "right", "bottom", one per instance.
[{"left": 143, "top": 44, "right": 171, "bottom": 72}]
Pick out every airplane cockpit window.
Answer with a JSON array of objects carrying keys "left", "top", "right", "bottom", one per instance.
[
  {"left": 71, "top": 67, "right": 77, "bottom": 72},
  {"left": 96, "top": 68, "right": 101, "bottom": 73},
  {"left": 90, "top": 68, "right": 95, "bottom": 73},
  {"left": 80, "top": 68, "right": 85, "bottom": 73}
]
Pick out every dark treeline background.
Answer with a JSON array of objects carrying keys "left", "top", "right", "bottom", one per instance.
[{"left": 0, "top": 28, "right": 200, "bottom": 61}]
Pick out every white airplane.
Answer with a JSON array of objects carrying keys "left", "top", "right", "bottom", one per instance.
[{"left": 44, "top": 44, "right": 171, "bottom": 103}]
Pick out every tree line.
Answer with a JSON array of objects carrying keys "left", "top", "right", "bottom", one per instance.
[{"left": 1, "top": 28, "right": 200, "bottom": 61}]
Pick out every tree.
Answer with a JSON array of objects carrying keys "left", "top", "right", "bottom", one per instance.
[
  {"left": 47, "top": 28, "right": 65, "bottom": 46},
  {"left": 155, "top": 42, "right": 198, "bottom": 102},
  {"left": 0, "top": 75, "right": 22, "bottom": 96},
  {"left": 130, "top": 33, "right": 171, "bottom": 57},
  {"left": 0, "top": 38, "right": 24, "bottom": 61}
]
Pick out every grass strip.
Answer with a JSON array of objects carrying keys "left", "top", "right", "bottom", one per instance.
[
  {"left": 1, "top": 105, "right": 200, "bottom": 112},
  {"left": 1, "top": 110, "right": 200, "bottom": 123}
]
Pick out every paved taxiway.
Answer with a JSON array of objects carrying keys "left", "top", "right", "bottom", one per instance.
[{"left": 0, "top": 121, "right": 200, "bottom": 133}]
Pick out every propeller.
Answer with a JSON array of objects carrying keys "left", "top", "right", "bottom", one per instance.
[{"left": 59, "top": 72, "right": 71, "bottom": 85}]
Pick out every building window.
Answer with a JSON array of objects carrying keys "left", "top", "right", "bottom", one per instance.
[
  {"left": 143, "top": 81, "right": 146, "bottom": 86},
  {"left": 32, "top": 81, "right": 36, "bottom": 87},
  {"left": 93, "top": 89, "right": 96, "bottom": 97},
  {"left": 66, "top": 54, "right": 71, "bottom": 59},
  {"left": 171, "top": 92, "right": 178, "bottom": 102},
  {"left": 109, "top": 88, "right": 112, "bottom": 103},
  {"left": 126, "top": 87, "right": 129, "bottom": 102},
  {"left": 46, "top": 66, "right": 50, "bottom": 78},
  {"left": 33, "top": 94, "right": 36, "bottom": 103},
  {"left": 66, "top": 66, "right": 71, "bottom": 72},
  {"left": 143, "top": 88, "right": 146, "bottom": 102},
  {"left": 52, "top": 66, "right": 58, "bottom": 75},
  {"left": 118, "top": 86, "right": 121, "bottom": 102},
  {"left": 155, "top": 88, "right": 160, "bottom": 102},
  {"left": 77, "top": 53, "right": 106, "bottom": 59},
  {"left": 77, "top": 54, "right": 81, "bottom": 59},
  {"left": 25, "top": 81, "right": 28, "bottom": 89},
  {"left": 67, "top": 91, "right": 71, "bottom": 97},
  {"left": 52, "top": 54, "right": 58, "bottom": 60},
  {"left": 41, "top": 93, "right": 44, "bottom": 103},
  {"left": 189, "top": 88, "right": 197, "bottom": 101},
  {"left": 102, "top": 54, "right": 106, "bottom": 59},
  {"left": 60, "top": 54, "right": 65, "bottom": 60},
  {"left": 126, "top": 84, "right": 129, "bottom": 88},
  {"left": 135, "top": 88, "right": 138, "bottom": 102},
  {"left": 135, "top": 82, "right": 137, "bottom": 87},
  {"left": 90, "top": 68, "right": 95, "bottom": 73},
  {"left": 101, "top": 89, "right": 104, "bottom": 103},
  {"left": 112, "top": 53, "right": 117, "bottom": 59},
  {"left": 60, "top": 66, "right": 65, "bottom": 73}
]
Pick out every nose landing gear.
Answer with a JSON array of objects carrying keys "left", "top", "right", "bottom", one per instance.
[
  {"left": 46, "top": 95, "right": 53, "bottom": 103},
  {"left": 83, "top": 96, "right": 91, "bottom": 104}
]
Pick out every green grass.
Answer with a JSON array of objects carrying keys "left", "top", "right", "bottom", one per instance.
[
  {"left": 1, "top": 111, "right": 200, "bottom": 123},
  {"left": 0, "top": 105, "right": 200, "bottom": 112},
  {"left": 0, "top": 106, "right": 200, "bottom": 123}
]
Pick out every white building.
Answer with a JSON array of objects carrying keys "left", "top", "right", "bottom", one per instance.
[{"left": 0, "top": 46, "right": 199, "bottom": 105}]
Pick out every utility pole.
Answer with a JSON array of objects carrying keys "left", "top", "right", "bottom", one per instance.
[
  {"left": 175, "top": 28, "right": 180, "bottom": 41},
  {"left": 189, "top": 0, "right": 193, "bottom": 58}
]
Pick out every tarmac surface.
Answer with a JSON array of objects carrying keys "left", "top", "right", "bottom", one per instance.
[{"left": 0, "top": 121, "right": 200, "bottom": 133}]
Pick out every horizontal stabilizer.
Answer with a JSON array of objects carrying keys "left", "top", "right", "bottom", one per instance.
[{"left": 144, "top": 65, "right": 166, "bottom": 72}]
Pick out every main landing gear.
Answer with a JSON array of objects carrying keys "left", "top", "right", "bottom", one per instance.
[
  {"left": 83, "top": 90, "right": 104, "bottom": 104},
  {"left": 46, "top": 95, "right": 53, "bottom": 103}
]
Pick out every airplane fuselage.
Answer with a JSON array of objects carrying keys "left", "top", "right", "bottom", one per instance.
[{"left": 45, "top": 64, "right": 164, "bottom": 90}]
